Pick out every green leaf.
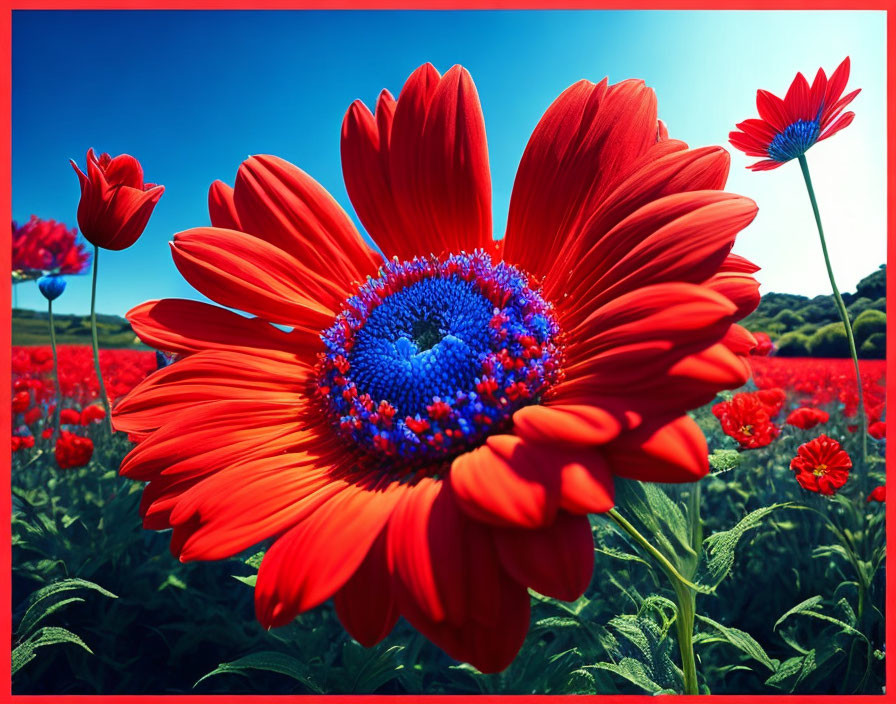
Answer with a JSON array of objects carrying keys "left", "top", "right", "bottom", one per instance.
[
  {"left": 708, "top": 449, "right": 742, "bottom": 474},
  {"left": 695, "top": 503, "right": 791, "bottom": 592},
  {"left": 232, "top": 574, "right": 257, "bottom": 588},
  {"left": 195, "top": 651, "right": 324, "bottom": 692},
  {"left": 695, "top": 614, "right": 778, "bottom": 671},
  {"left": 613, "top": 479, "right": 696, "bottom": 577},
  {"left": 244, "top": 551, "right": 265, "bottom": 569},
  {"left": 12, "top": 626, "right": 93, "bottom": 676},
  {"left": 341, "top": 642, "right": 404, "bottom": 693},
  {"left": 17, "top": 578, "right": 117, "bottom": 638},
  {"left": 774, "top": 595, "right": 869, "bottom": 644}
]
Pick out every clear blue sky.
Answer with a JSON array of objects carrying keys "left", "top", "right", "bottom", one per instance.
[{"left": 12, "top": 10, "right": 887, "bottom": 317}]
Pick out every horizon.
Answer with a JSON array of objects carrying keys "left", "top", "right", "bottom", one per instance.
[{"left": 12, "top": 10, "right": 887, "bottom": 317}]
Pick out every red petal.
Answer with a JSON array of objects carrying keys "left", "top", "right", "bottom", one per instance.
[
  {"left": 512, "top": 403, "right": 622, "bottom": 445},
  {"left": 127, "top": 298, "right": 314, "bottom": 357},
  {"left": 450, "top": 435, "right": 561, "bottom": 528},
  {"left": 784, "top": 72, "right": 812, "bottom": 121},
  {"left": 333, "top": 531, "right": 399, "bottom": 646},
  {"left": 604, "top": 415, "right": 709, "bottom": 483},
  {"left": 504, "top": 78, "right": 657, "bottom": 281},
  {"left": 255, "top": 481, "right": 403, "bottom": 627},
  {"left": 756, "top": 89, "right": 790, "bottom": 132},
  {"left": 495, "top": 512, "right": 594, "bottom": 601},
  {"left": 208, "top": 180, "right": 242, "bottom": 230},
  {"left": 232, "top": 154, "right": 381, "bottom": 291},
  {"left": 170, "top": 227, "right": 337, "bottom": 329}
]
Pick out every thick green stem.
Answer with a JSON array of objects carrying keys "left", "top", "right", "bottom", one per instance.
[
  {"left": 48, "top": 299, "right": 61, "bottom": 438},
  {"left": 608, "top": 508, "right": 700, "bottom": 695},
  {"left": 90, "top": 246, "right": 113, "bottom": 434},
  {"left": 797, "top": 155, "right": 867, "bottom": 465}
]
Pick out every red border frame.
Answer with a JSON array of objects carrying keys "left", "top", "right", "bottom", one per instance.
[{"left": 1, "top": 3, "right": 892, "bottom": 702}]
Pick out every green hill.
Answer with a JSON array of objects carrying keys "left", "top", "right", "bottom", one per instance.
[
  {"left": 12, "top": 308, "right": 146, "bottom": 348},
  {"left": 741, "top": 265, "right": 886, "bottom": 358}
]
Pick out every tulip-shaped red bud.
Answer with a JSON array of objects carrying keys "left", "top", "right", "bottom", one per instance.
[{"left": 70, "top": 149, "right": 164, "bottom": 250}]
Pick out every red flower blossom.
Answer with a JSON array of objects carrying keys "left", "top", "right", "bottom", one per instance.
[
  {"left": 729, "top": 57, "right": 860, "bottom": 170},
  {"left": 754, "top": 387, "right": 787, "bottom": 418},
  {"left": 55, "top": 431, "right": 94, "bottom": 470},
  {"left": 80, "top": 404, "right": 107, "bottom": 425},
  {"left": 750, "top": 331, "right": 774, "bottom": 356},
  {"left": 866, "top": 485, "right": 885, "bottom": 503},
  {"left": 12, "top": 435, "right": 34, "bottom": 452},
  {"left": 785, "top": 406, "right": 830, "bottom": 430},
  {"left": 41, "top": 428, "right": 53, "bottom": 440},
  {"left": 59, "top": 408, "right": 81, "bottom": 425},
  {"left": 12, "top": 216, "right": 91, "bottom": 280},
  {"left": 114, "top": 64, "right": 760, "bottom": 673},
  {"left": 23, "top": 407, "right": 41, "bottom": 426},
  {"left": 712, "top": 392, "right": 780, "bottom": 449},
  {"left": 790, "top": 434, "right": 852, "bottom": 495},
  {"left": 70, "top": 149, "right": 164, "bottom": 250},
  {"left": 11, "top": 391, "right": 30, "bottom": 414},
  {"left": 868, "top": 421, "right": 886, "bottom": 439}
]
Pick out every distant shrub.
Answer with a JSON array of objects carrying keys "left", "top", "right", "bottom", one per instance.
[
  {"left": 772, "top": 309, "right": 805, "bottom": 328},
  {"left": 856, "top": 264, "right": 886, "bottom": 300},
  {"left": 869, "top": 297, "right": 886, "bottom": 313},
  {"left": 846, "top": 297, "right": 873, "bottom": 317},
  {"left": 775, "top": 332, "right": 811, "bottom": 357},
  {"left": 853, "top": 309, "right": 886, "bottom": 346},
  {"left": 860, "top": 332, "right": 886, "bottom": 359},
  {"left": 807, "top": 322, "right": 849, "bottom": 357},
  {"left": 795, "top": 323, "right": 818, "bottom": 336}
]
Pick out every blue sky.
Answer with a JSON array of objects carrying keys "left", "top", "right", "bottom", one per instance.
[{"left": 12, "top": 10, "right": 887, "bottom": 317}]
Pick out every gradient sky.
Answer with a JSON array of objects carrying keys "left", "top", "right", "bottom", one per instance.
[{"left": 12, "top": 10, "right": 887, "bottom": 317}]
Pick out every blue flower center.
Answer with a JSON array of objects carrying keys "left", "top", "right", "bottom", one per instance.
[
  {"left": 316, "top": 251, "right": 563, "bottom": 470},
  {"left": 767, "top": 119, "right": 821, "bottom": 163}
]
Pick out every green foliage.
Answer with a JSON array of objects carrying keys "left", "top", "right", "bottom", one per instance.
[
  {"left": 772, "top": 309, "right": 804, "bottom": 327},
  {"left": 11, "top": 307, "right": 146, "bottom": 348},
  {"left": 806, "top": 322, "right": 849, "bottom": 357},
  {"left": 860, "top": 332, "right": 886, "bottom": 359},
  {"left": 852, "top": 309, "right": 886, "bottom": 346},
  {"left": 855, "top": 264, "right": 885, "bottom": 300},
  {"left": 775, "top": 332, "right": 811, "bottom": 357}
]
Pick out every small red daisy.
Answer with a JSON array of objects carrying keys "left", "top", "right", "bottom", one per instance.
[
  {"left": 785, "top": 406, "right": 830, "bottom": 430},
  {"left": 712, "top": 392, "right": 780, "bottom": 449},
  {"left": 790, "top": 434, "right": 852, "bottom": 496}
]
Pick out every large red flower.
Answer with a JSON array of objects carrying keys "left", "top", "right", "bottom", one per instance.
[
  {"left": 114, "top": 64, "right": 759, "bottom": 673},
  {"left": 729, "top": 57, "right": 860, "bottom": 170},
  {"left": 790, "top": 434, "right": 851, "bottom": 496}
]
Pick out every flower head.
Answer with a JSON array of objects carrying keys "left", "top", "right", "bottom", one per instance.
[
  {"left": 790, "top": 434, "right": 852, "bottom": 495},
  {"left": 37, "top": 274, "right": 67, "bottom": 301},
  {"left": 114, "top": 64, "right": 760, "bottom": 672},
  {"left": 55, "top": 430, "right": 94, "bottom": 470},
  {"left": 729, "top": 57, "right": 860, "bottom": 170},
  {"left": 868, "top": 420, "right": 886, "bottom": 439},
  {"left": 70, "top": 149, "right": 164, "bottom": 250},
  {"left": 712, "top": 392, "right": 780, "bottom": 449},
  {"left": 866, "top": 485, "right": 885, "bottom": 503},
  {"left": 80, "top": 404, "right": 107, "bottom": 425},
  {"left": 12, "top": 435, "right": 35, "bottom": 453},
  {"left": 12, "top": 216, "right": 90, "bottom": 281},
  {"left": 750, "top": 331, "right": 774, "bottom": 356},
  {"left": 785, "top": 406, "right": 830, "bottom": 430}
]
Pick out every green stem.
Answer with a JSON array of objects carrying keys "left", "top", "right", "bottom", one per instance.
[
  {"left": 608, "top": 508, "right": 700, "bottom": 695},
  {"left": 48, "top": 299, "right": 61, "bottom": 439},
  {"left": 797, "top": 155, "right": 867, "bottom": 465},
  {"left": 90, "top": 246, "right": 113, "bottom": 434}
]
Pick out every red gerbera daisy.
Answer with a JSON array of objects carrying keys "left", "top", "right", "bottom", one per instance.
[
  {"left": 729, "top": 57, "right": 860, "bottom": 170},
  {"left": 114, "top": 64, "right": 759, "bottom": 673},
  {"left": 785, "top": 406, "right": 830, "bottom": 430},
  {"left": 754, "top": 387, "right": 787, "bottom": 418},
  {"left": 712, "top": 392, "right": 779, "bottom": 449},
  {"left": 749, "top": 331, "right": 774, "bottom": 356},
  {"left": 790, "top": 434, "right": 851, "bottom": 496}
]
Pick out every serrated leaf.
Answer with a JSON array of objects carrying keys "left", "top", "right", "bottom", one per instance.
[
  {"left": 17, "top": 578, "right": 117, "bottom": 638},
  {"left": 244, "top": 551, "right": 264, "bottom": 569},
  {"left": 708, "top": 449, "right": 741, "bottom": 474},
  {"left": 341, "top": 642, "right": 404, "bottom": 693},
  {"left": 195, "top": 651, "right": 324, "bottom": 692},
  {"left": 696, "top": 614, "right": 777, "bottom": 671},
  {"left": 12, "top": 626, "right": 93, "bottom": 676},
  {"left": 695, "top": 503, "right": 790, "bottom": 592}
]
